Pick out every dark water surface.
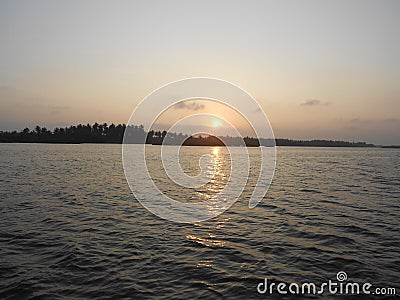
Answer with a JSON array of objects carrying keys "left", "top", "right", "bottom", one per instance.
[{"left": 0, "top": 144, "right": 399, "bottom": 299}]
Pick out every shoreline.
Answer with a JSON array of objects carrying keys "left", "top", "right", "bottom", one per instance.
[{"left": 0, "top": 141, "right": 396, "bottom": 148}]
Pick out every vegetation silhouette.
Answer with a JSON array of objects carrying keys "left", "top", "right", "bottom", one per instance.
[
  {"left": 182, "top": 135, "right": 225, "bottom": 147},
  {"left": 0, "top": 123, "right": 376, "bottom": 147}
]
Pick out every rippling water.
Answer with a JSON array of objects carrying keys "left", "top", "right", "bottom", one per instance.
[{"left": 0, "top": 144, "right": 399, "bottom": 299}]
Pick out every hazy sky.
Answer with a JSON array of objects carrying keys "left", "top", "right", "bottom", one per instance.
[{"left": 0, "top": 0, "right": 399, "bottom": 144}]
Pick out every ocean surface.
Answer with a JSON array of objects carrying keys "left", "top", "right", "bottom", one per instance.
[{"left": 0, "top": 144, "right": 399, "bottom": 299}]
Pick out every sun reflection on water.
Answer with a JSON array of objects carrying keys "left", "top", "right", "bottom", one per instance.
[{"left": 211, "top": 147, "right": 220, "bottom": 157}]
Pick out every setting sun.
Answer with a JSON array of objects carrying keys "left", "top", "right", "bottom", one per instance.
[{"left": 212, "top": 120, "right": 221, "bottom": 127}]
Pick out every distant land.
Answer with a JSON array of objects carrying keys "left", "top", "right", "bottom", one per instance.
[
  {"left": 0, "top": 123, "right": 391, "bottom": 148},
  {"left": 381, "top": 145, "right": 400, "bottom": 149}
]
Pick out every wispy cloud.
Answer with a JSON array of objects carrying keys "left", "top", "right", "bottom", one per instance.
[
  {"left": 383, "top": 118, "right": 400, "bottom": 124},
  {"left": 346, "top": 117, "right": 400, "bottom": 124},
  {"left": 300, "top": 99, "right": 330, "bottom": 106},
  {"left": 348, "top": 118, "right": 371, "bottom": 124},
  {"left": 173, "top": 101, "right": 205, "bottom": 111}
]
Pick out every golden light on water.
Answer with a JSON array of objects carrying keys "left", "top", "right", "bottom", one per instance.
[{"left": 212, "top": 147, "right": 220, "bottom": 156}]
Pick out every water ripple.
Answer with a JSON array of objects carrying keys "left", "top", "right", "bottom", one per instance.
[{"left": 0, "top": 144, "right": 399, "bottom": 299}]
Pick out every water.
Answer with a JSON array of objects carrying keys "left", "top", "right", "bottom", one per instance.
[{"left": 0, "top": 144, "right": 399, "bottom": 299}]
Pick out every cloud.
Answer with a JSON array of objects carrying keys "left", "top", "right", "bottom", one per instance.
[
  {"left": 348, "top": 118, "right": 371, "bottom": 124},
  {"left": 343, "top": 117, "right": 400, "bottom": 126},
  {"left": 173, "top": 101, "right": 205, "bottom": 111},
  {"left": 382, "top": 118, "right": 400, "bottom": 124},
  {"left": 300, "top": 99, "right": 330, "bottom": 106}
]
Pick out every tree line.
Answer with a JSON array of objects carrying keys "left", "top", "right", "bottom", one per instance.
[{"left": 0, "top": 123, "right": 375, "bottom": 147}]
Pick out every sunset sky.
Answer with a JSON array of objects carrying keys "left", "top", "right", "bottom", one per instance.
[{"left": 0, "top": 0, "right": 399, "bottom": 144}]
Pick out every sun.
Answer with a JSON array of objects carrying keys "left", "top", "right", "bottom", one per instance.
[{"left": 212, "top": 120, "right": 221, "bottom": 127}]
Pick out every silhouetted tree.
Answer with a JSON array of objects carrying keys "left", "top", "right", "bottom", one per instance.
[{"left": 0, "top": 123, "right": 376, "bottom": 147}]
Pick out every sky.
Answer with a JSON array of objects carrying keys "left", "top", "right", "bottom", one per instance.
[{"left": 0, "top": 0, "right": 399, "bottom": 144}]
